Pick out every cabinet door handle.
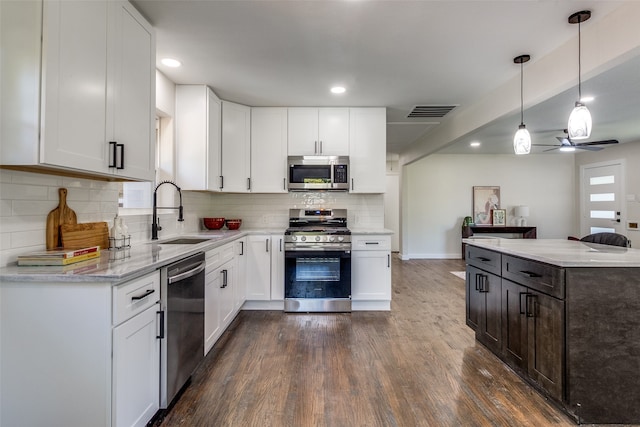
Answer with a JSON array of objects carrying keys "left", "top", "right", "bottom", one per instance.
[
  {"left": 525, "top": 294, "right": 537, "bottom": 317},
  {"left": 131, "top": 289, "right": 155, "bottom": 301},
  {"left": 351, "top": 178, "right": 354, "bottom": 191},
  {"left": 116, "top": 143, "right": 124, "bottom": 169},
  {"left": 475, "top": 256, "right": 491, "bottom": 262},
  {"left": 479, "top": 275, "right": 489, "bottom": 293},
  {"left": 239, "top": 241, "right": 244, "bottom": 256},
  {"left": 518, "top": 292, "right": 528, "bottom": 315},
  {"left": 518, "top": 270, "right": 541, "bottom": 278},
  {"left": 475, "top": 273, "right": 480, "bottom": 291},
  {"left": 156, "top": 309, "right": 164, "bottom": 339},
  {"left": 315, "top": 141, "right": 318, "bottom": 154},
  {"left": 247, "top": 177, "right": 251, "bottom": 191},
  {"left": 387, "top": 254, "right": 390, "bottom": 268},
  {"left": 220, "top": 269, "right": 228, "bottom": 288},
  {"left": 319, "top": 140, "right": 323, "bottom": 154},
  {"left": 283, "top": 178, "right": 286, "bottom": 191},
  {"left": 365, "top": 242, "right": 379, "bottom": 245},
  {"left": 279, "top": 238, "right": 283, "bottom": 252},
  {"left": 219, "top": 175, "right": 224, "bottom": 189},
  {"left": 109, "top": 141, "right": 117, "bottom": 168},
  {"left": 266, "top": 238, "right": 270, "bottom": 252}
]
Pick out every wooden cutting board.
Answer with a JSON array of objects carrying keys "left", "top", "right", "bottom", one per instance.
[
  {"left": 60, "top": 222, "right": 110, "bottom": 251},
  {"left": 46, "top": 188, "right": 77, "bottom": 250}
]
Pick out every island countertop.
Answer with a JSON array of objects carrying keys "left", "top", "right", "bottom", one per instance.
[{"left": 463, "top": 238, "right": 640, "bottom": 267}]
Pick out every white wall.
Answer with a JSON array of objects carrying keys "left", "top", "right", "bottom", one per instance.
[
  {"left": 574, "top": 140, "right": 640, "bottom": 247},
  {"left": 402, "top": 154, "right": 575, "bottom": 259}
]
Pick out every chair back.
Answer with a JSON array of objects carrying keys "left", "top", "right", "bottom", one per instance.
[{"left": 580, "top": 232, "right": 630, "bottom": 248}]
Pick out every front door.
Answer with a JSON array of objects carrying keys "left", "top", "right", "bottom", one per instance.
[{"left": 580, "top": 160, "right": 625, "bottom": 236}]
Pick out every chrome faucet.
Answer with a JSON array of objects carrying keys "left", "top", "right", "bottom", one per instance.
[{"left": 152, "top": 180, "right": 184, "bottom": 240}]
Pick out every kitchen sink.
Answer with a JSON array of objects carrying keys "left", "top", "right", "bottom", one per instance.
[{"left": 159, "top": 238, "right": 210, "bottom": 245}]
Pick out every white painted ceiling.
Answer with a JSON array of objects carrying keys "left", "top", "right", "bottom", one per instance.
[{"left": 132, "top": 0, "right": 640, "bottom": 159}]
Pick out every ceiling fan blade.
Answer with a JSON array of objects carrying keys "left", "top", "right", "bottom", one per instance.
[
  {"left": 543, "top": 147, "right": 559, "bottom": 152},
  {"left": 532, "top": 144, "right": 561, "bottom": 147},
  {"left": 577, "top": 145, "right": 603, "bottom": 151},
  {"left": 555, "top": 136, "right": 571, "bottom": 145},
  {"left": 575, "top": 139, "right": 619, "bottom": 146}
]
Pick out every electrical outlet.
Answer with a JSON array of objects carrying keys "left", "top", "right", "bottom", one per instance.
[{"left": 628, "top": 221, "right": 639, "bottom": 230}]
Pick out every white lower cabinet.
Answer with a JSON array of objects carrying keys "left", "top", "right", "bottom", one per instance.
[
  {"left": 112, "top": 303, "right": 161, "bottom": 427},
  {"left": 204, "top": 241, "right": 243, "bottom": 355},
  {"left": 245, "top": 234, "right": 284, "bottom": 304},
  {"left": 0, "top": 270, "right": 161, "bottom": 427},
  {"left": 204, "top": 263, "right": 222, "bottom": 355},
  {"left": 245, "top": 235, "right": 273, "bottom": 300},
  {"left": 234, "top": 237, "right": 248, "bottom": 309},
  {"left": 351, "top": 235, "right": 392, "bottom": 309}
]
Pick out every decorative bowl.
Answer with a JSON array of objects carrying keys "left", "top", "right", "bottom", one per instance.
[
  {"left": 225, "top": 219, "right": 242, "bottom": 230},
  {"left": 203, "top": 217, "right": 225, "bottom": 230}
]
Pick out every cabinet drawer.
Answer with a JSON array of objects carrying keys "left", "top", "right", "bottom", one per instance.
[
  {"left": 465, "top": 245, "right": 501, "bottom": 276},
  {"left": 351, "top": 235, "right": 391, "bottom": 251},
  {"left": 206, "top": 242, "right": 235, "bottom": 269},
  {"left": 502, "top": 255, "right": 565, "bottom": 299},
  {"left": 113, "top": 271, "right": 160, "bottom": 325}
]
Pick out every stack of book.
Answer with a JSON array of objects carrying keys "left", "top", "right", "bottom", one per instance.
[{"left": 17, "top": 246, "right": 101, "bottom": 266}]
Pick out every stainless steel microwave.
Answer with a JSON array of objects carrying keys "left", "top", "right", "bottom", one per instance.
[{"left": 288, "top": 156, "right": 349, "bottom": 191}]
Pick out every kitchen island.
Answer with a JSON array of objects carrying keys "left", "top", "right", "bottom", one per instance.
[{"left": 464, "top": 238, "right": 640, "bottom": 424}]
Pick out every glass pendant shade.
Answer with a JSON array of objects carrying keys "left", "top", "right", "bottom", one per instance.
[
  {"left": 567, "top": 102, "right": 592, "bottom": 140},
  {"left": 513, "top": 124, "right": 531, "bottom": 155}
]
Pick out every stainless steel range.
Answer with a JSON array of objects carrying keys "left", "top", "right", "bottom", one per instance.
[{"left": 284, "top": 208, "right": 352, "bottom": 312}]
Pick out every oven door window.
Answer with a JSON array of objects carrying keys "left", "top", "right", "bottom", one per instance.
[
  {"left": 295, "top": 257, "right": 340, "bottom": 281},
  {"left": 285, "top": 250, "right": 351, "bottom": 299}
]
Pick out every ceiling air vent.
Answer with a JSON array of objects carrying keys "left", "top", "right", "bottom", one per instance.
[{"left": 407, "top": 105, "right": 457, "bottom": 118}]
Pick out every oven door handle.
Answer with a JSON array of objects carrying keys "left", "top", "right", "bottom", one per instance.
[{"left": 168, "top": 262, "right": 206, "bottom": 284}]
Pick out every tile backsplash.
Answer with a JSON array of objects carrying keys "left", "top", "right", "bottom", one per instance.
[{"left": 0, "top": 169, "right": 384, "bottom": 266}]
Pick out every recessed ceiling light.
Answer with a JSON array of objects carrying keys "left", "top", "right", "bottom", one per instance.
[
  {"left": 331, "top": 86, "right": 346, "bottom": 94},
  {"left": 580, "top": 96, "right": 594, "bottom": 103},
  {"left": 161, "top": 58, "right": 182, "bottom": 68},
  {"left": 470, "top": 141, "right": 481, "bottom": 147}
]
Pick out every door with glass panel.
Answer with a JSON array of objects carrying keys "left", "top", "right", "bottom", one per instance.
[{"left": 580, "top": 161, "right": 625, "bottom": 236}]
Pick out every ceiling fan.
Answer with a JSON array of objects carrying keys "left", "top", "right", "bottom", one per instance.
[{"left": 533, "top": 130, "right": 619, "bottom": 152}]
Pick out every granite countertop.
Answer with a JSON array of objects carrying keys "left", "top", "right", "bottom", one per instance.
[
  {"left": 464, "top": 238, "right": 640, "bottom": 267},
  {"left": 0, "top": 229, "right": 277, "bottom": 284}
]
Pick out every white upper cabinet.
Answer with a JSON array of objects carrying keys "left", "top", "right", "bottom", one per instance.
[
  {"left": 250, "top": 108, "right": 288, "bottom": 193},
  {"left": 221, "top": 101, "right": 251, "bottom": 192},
  {"left": 176, "top": 85, "right": 222, "bottom": 191},
  {"left": 288, "top": 108, "right": 349, "bottom": 156},
  {"left": 349, "top": 108, "right": 387, "bottom": 193},
  {"left": 0, "top": 1, "right": 155, "bottom": 181},
  {"left": 109, "top": 2, "right": 156, "bottom": 180}
]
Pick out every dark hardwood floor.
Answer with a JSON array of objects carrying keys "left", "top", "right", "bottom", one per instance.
[{"left": 156, "top": 257, "right": 580, "bottom": 427}]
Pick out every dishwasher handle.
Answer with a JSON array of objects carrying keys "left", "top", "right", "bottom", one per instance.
[{"left": 168, "top": 261, "right": 206, "bottom": 284}]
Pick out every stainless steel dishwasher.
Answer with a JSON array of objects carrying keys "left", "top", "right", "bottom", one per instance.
[{"left": 160, "top": 252, "right": 206, "bottom": 408}]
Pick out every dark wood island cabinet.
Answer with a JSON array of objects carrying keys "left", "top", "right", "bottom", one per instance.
[{"left": 464, "top": 239, "right": 640, "bottom": 424}]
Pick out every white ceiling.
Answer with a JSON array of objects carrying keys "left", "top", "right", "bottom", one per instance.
[{"left": 132, "top": 0, "right": 640, "bottom": 159}]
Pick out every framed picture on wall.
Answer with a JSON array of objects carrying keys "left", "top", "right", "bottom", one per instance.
[
  {"left": 492, "top": 209, "right": 507, "bottom": 226},
  {"left": 472, "top": 186, "right": 500, "bottom": 226}
]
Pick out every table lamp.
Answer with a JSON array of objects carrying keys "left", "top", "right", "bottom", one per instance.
[{"left": 514, "top": 206, "right": 529, "bottom": 226}]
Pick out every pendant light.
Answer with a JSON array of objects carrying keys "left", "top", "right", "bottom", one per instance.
[
  {"left": 513, "top": 54, "right": 531, "bottom": 155},
  {"left": 567, "top": 10, "right": 592, "bottom": 140}
]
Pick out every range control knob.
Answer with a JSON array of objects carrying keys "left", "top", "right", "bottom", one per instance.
[
  {"left": 301, "top": 236, "right": 306, "bottom": 242},
  {"left": 329, "top": 236, "right": 336, "bottom": 242},
  {"left": 291, "top": 236, "right": 297, "bottom": 241},
  {"left": 315, "top": 236, "right": 321, "bottom": 242},
  {"left": 338, "top": 236, "right": 344, "bottom": 242}
]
